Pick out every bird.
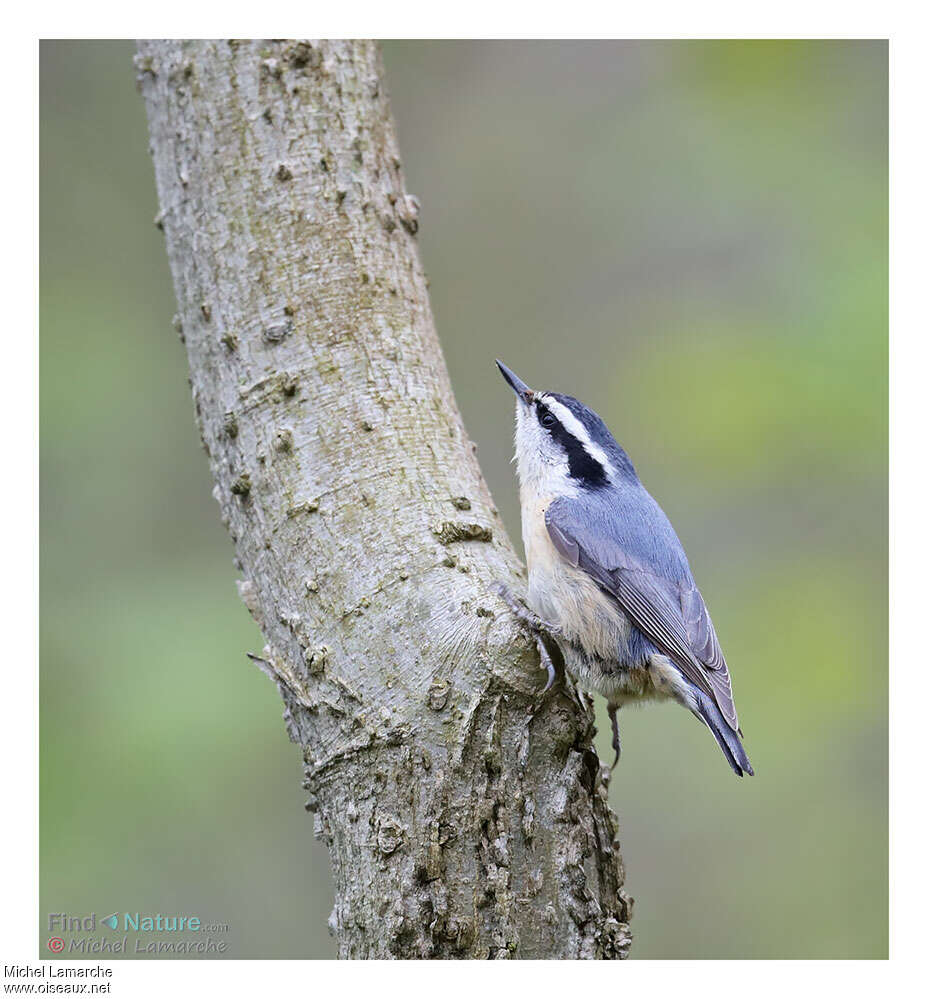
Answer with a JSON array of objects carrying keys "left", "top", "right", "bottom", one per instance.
[{"left": 494, "top": 360, "right": 753, "bottom": 777}]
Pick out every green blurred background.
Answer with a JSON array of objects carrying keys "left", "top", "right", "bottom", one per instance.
[{"left": 40, "top": 40, "right": 887, "bottom": 959}]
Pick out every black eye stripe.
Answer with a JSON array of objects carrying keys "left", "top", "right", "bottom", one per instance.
[{"left": 535, "top": 400, "right": 607, "bottom": 488}]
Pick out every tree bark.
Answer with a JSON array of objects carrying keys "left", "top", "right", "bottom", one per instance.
[{"left": 136, "top": 38, "right": 631, "bottom": 960}]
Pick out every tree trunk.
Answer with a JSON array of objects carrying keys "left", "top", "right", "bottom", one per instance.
[{"left": 136, "top": 38, "right": 631, "bottom": 960}]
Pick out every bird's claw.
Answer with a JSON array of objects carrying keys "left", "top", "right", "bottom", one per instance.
[
  {"left": 608, "top": 702, "right": 621, "bottom": 771},
  {"left": 536, "top": 635, "right": 556, "bottom": 692},
  {"left": 492, "top": 582, "right": 562, "bottom": 637},
  {"left": 493, "top": 581, "right": 560, "bottom": 692}
]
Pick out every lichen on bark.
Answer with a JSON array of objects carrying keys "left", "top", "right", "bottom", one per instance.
[{"left": 137, "top": 38, "right": 631, "bottom": 959}]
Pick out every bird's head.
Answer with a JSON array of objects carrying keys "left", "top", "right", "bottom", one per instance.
[{"left": 496, "top": 360, "right": 636, "bottom": 499}]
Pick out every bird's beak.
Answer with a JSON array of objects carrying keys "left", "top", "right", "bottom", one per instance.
[{"left": 496, "top": 360, "right": 534, "bottom": 404}]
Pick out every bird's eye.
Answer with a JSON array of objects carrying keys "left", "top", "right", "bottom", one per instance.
[{"left": 540, "top": 412, "right": 556, "bottom": 428}]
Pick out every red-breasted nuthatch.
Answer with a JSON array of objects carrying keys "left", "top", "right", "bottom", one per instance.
[{"left": 495, "top": 361, "right": 753, "bottom": 777}]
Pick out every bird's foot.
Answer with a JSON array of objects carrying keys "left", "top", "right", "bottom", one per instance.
[
  {"left": 534, "top": 634, "right": 557, "bottom": 693},
  {"left": 492, "top": 582, "right": 562, "bottom": 636},
  {"left": 492, "top": 582, "right": 561, "bottom": 692},
  {"left": 608, "top": 702, "right": 621, "bottom": 771}
]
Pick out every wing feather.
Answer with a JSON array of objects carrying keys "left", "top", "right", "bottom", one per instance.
[{"left": 546, "top": 496, "right": 740, "bottom": 732}]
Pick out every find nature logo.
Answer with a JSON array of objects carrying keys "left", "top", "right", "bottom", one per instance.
[{"left": 44, "top": 910, "right": 227, "bottom": 954}]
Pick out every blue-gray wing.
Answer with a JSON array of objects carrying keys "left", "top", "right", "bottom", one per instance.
[{"left": 546, "top": 494, "right": 740, "bottom": 732}]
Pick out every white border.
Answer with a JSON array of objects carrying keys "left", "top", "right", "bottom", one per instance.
[
  {"left": 2, "top": 33, "right": 40, "bottom": 967},
  {"left": 6, "top": 12, "right": 920, "bottom": 993},
  {"left": 9, "top": 1, "right": 901, "bottom": 41}
]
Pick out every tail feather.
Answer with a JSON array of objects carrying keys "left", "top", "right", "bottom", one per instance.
[{"left": 691, "top": 687, "right": 754, "bottom": 777}]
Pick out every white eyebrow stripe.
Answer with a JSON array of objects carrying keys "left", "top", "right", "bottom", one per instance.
[{"left": 540, "top": 395, "right": 615, "bottom": 480}]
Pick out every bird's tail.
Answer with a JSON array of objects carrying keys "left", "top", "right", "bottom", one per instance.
[{"left": 690, "top": 687, "right": 754, "bottom": 777}]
